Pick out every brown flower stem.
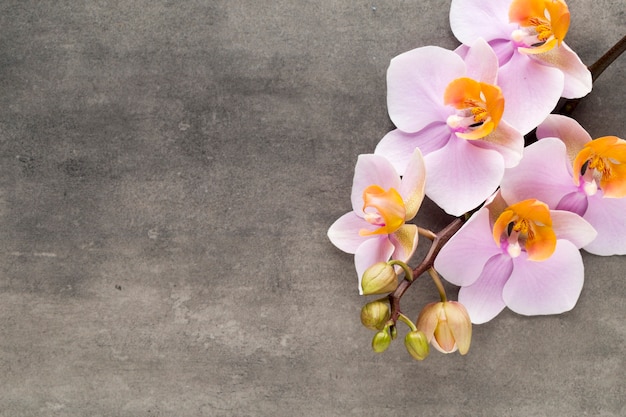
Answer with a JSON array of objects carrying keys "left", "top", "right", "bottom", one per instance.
[{"left": 388, "top": 217, "right": 464, "bottom": 323}]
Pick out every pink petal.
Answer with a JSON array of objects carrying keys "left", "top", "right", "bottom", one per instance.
[
  {"left": 387, "top": 46, "right": 464, "bottom": 133},
  {"left": 355, "top": 237, "right": 395, "bottom": 295},
  {"left": 582, "top": 195, "right": 626, "bottom": 256},
  {"left": 501, "top": 138, "right": 576, "bottom": 207},
  {"left": 489, "top": 38, "right": 516, "bottom": 66},
  {"left": 533, "top": 42, "right": 592, "bottom": 99},
  {"left": 374, "top": 129, "right": 418, "bottom": 175},
  {"left": 375, "top": 125, "right": 452, "bottom": 175},
  {"left": 435, "top": 208, "right": 502, "bottom": 287},
  {"left": 450, "top": 0, "right": 514, "bottom": 45},
  {"left": 498, "top": 51, "right": 564, "bottom": 135},
  {"left": 398, "top": 148, "right": 426, "bottom": 220},
  {"left": 461, "top": 38, "right": 499, "bottom": 84},
  {"left": 351, "top": 154, "right": 401, "bottom": 215},
  {"left": 424, "top": 138, "right": 505, "bottom": 216},
  {"left": 555, "top": 192, "right": 588, "bottom": 217},
  {"left": 458, "top": 253, "right": 513, "bottom": 324},
  {"left": 389, "top": 224, "right": 419, "bottom": 263},
  {"left": 536, "top": 114, "right": 591, "bottom": 160},
  {"left": 550, "top": 210, "right": 597, "bottom": 249},
  {"left": 470, "top": 119, "right": 524, "bottom": 168},
  {"left": 327, "top": 211, "right": 377, "bottom": 253},
  {"left": 503, "top": 240, "right": 584, "bottom": 316}
]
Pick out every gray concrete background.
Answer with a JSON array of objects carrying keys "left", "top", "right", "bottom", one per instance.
[{"left": 0, "top": 1, "right": 624, "bottom": 416}]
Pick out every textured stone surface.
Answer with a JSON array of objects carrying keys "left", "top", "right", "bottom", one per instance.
[{"left": 0, "top": 1, "right": 624, "bottom": 416}]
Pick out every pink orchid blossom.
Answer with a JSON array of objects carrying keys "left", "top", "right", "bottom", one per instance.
[
  {"left": 500, "top": 114, "right": 626, "bottom": 255},
  {"left": 450, "top": 0, "right": 592, "bottom": 134},
  {"left": 434, "top": 192, "right": 596, "bottom": 324},
  {"left": 328, "top": 149, "right": 426, "bottom": 294},
  {"left": 375, "top": 39, "right": 524, "bottom": 216}
]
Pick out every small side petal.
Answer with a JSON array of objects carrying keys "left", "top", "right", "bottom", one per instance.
[
  {"left": 533, "top": 42, "right": 592, "bottom": 99},
  {"left": 351, "top": 154, "right": 401, "bottom": 215},
  {"left": 389, "top": 224, "right": 419, "bottom": 264},
  {"left": 458, "top": 253, "right": 513, "bottom": 324},
  {"left": 550, "top": 210, "right": 597, "bottom": 249},
  {"left": 435, "top": 208, "right": 501, "bottom": 287},
  {"left": 355, "top": 237, "right": 395, "bottom": 295},
  {"left": 582, "top": 195, "right": 626, "bottom": 256},
  {"left": 536, "top": 114, "right": 591, "bottom": 162},
  {"left": 328, "top": 211, "right": 376, "bottom": 253},
  {"left": 504, "top": 241, "right": 584, "bottom": 316}
]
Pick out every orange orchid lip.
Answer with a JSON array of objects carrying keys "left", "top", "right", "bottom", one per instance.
[
  {"left": 509, "top": 0, "right": 570, "bottom": 54},
  {"left": 360, "top": 185, "right": 406, "bottom": 236},
  {"left": 573, "top": 136, "right": 626, "bottom": 198},
  {"left": 444, "top": 77, "right": 504, "bottom": 140},
  {"left": 493, "top": 199, "right": 556, "bottom": 261}
]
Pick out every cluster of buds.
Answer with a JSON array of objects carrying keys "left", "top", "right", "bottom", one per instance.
[{"left": 359, "top": 262, "right": 472, "bottom": 361}]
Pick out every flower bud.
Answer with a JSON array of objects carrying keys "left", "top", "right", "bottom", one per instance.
[
  {"left": 361, "top": 262, "right": 398, "bottom": 295},
  {"left": 371, "top": 328, "right": 392, "bottom": 353},
  {"left": 416, "top": 301, "right": 472, "bottom": 355},
  {"left": 404, "top": 330, "right": 430, "bottom": 361},
  {"left": 360, "top": 299, "right": 391, "bottom": 331}
]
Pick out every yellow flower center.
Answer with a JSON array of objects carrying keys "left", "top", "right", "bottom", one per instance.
[
  {"left": 573, "top": 136, "right": 626, "bottom": 198},
  {"left": 493, "top": 199, "right": 556, "bottom": 261},
  {"left": 360, "top": 185, "right": 406, "bottom": 236},
  {"left": 509, "top": 0, "right": 570, "bottom": 54},
  {"left": 444, "top": 77, "right": 504, "bottom": 140}
]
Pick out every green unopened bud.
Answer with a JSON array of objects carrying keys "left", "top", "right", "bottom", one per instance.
[
  {"left": 404, "top": 330, "right": 430, "bottom": 361},
  {"left": 361, "top": 262, "right": 398, "bottom": 295},
  {"left": 360, "top": 299, "right": 391, "bottom": 331},
  {"left": 371, "top": 328, "right": 392, "bottom": 353}
]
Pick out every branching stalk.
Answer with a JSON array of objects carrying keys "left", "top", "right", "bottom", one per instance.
[{"left": 388, "top": 217, "right": 464, "bottom": 322}]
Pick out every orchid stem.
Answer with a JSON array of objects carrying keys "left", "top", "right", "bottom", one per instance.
[
  {"left": 588, "top": 34, "right": 626, "bottom": 83},
  {"left": 397, "top": 312, "right": 417, "bottom": 332},
  {"left": 388, "top": 260, "right": 414, "bottom": 282},
  {"left": 428, "top": 268, "right": 447, "bottom": 303},
  {"left": 388, "top": 217, "right": 464, "bottom": 323}
]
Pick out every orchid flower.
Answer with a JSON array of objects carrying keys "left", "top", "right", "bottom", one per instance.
[
  {"left": 434, "top": 192, "right": 596, "bottom": 324},
  {"left": 450, "top": 0, "right": 592, "bottom": 134},
  {"left": 375, "top": 38, "right": 524, "bottom": 216},
  {"left": 500, "top": 114, "right": 626, "bottom": 255},
  {"left": 328, "top": 149, "right": 426, "bottom": 294}
]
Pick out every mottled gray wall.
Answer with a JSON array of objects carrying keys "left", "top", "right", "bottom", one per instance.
[{"left": 0, "top": 1, "right": 624, "bottom": 416}]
